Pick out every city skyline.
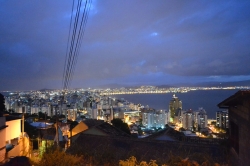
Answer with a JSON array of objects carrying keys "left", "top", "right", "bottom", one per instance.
[{"left": 1, "top": 0, "right": 250, "bottom": 91}]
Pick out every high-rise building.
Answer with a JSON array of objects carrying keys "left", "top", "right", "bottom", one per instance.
[
  {"left": 141, "top": 109, "right": 169, "bottom": 129},
  {"left": 91, "top": 108, "right": 97, "bottom": 119},
  {"left": 193, "top": 111, "right": 199, "bottom": 131},
  {"left": 173, "top": 108, "right": 184, "bottom": 124},
  {"left": 182, "top": 109, "right": 194, "bottom": 130},
  {"left": 41, "top": 105, "right": 50, "bottom": 116},
  {"left": 169, "top": 94, "right": 182, "bottom": 122},
  {"left": 16, "top": 106, "right": 26, "bottom": 114},
  {"left": 31, "top": 105, "right": 39, "bottom": 114},
  {"left": 154, "top": 110, "right": 169, "bottom": 128},
  {"left": 67, "top": 109, "right": 77, "bottom": 121},
  {"left": 197, "top": 108, "right": 207, "bottom": 130},
  {"left": 216, "top": 110, "right": 228, "bottom": 129}
]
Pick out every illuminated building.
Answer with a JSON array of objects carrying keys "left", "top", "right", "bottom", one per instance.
[
  {"left": 67, "top": 109, "right": 77, "bottom": 121},
  {"left": 17, "top": 106, "right": 27, "bottom": 113},
  {"left": 169, "top": 94, "right": 182, "bottom": 122},
  {"left": 31, "top": 105, "right": 40, "bottom": 114},
  {"left": 142, "top": 112, "right": 154, "bottom": 128},
  {"left": 4, "top": 97, "right": 11, "bottom": 111},
  {"left": 216, "top": 110, "right": 228, "bottom": 129},
  {"left": 173, "top": 108, "right": 184, "bottom": 124},
  {"left": 182, "top": 109, "right": 193, "bottom": 130},
  {"left": 193, "top": 111, "right": 199, "bottom": 131},
  {"left": 123, "top": 110, "right": 140, "bottom": 124},
  {"left": 141, "top": 109, "right": 169, "bottom": 128},
  {"left": 155, "top": 110, "right": 169, "bottom": 128},
  {"left": 0, "top": 116, "right": 28, "bottom": 161},
  {"left": 41, "top": 105, "right": 50, "bottom": 116},
  {"left": 91, "top": 108, "right": 97, "bottom": 119},
  {"left": 197, "top": 108, "right": 207, "bottom": 130},
  {"left": 113, "top": 107, "right": 124, "bottom": 120}
]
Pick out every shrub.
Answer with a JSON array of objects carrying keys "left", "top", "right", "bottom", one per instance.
[
  {"left": 36, "top": 148, "right": 83, "bottom": 166},
  {"left": 119, "top": 156, "right": 222, "bottom": 166}
]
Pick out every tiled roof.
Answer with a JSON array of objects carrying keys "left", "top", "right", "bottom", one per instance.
[
  {"left": 94, "top": 122, "right": 131, "bottom": 137},
  {"left": 83, "top": 119, "right": 104, "bottom": 128}
]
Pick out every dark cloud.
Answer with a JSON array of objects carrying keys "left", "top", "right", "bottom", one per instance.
[{"left": 1, "top": 0, "right": 250, "bottom": 91}]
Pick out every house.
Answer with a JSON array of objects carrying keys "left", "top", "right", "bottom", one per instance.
[
  {"left": 69, "top": 119, "right": 131, "bottom": 144},
  {"left": 218, "top": 90, "right": 250, "bottom": 166},
  {"left": 0, "top": 117, "right": 8, "bottom": 162},
  {"left": 0, "top": 115, "right": 29, "bottom": 163}
]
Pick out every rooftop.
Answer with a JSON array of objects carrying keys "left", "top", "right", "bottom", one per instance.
[
  {"left": 82, "top": 119, "right": 104, "bottom": 128},
  {"left": 218, "top": 90, "right": 250, "bottom": 108},
  {"left": 93, "top": 122, "right": 131, "bottom": 138}
]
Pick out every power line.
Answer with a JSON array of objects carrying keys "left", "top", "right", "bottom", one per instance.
[
  {"left": 63, "top": 0, "right": 92, "bottom": 91},
  {"left": 62, "top": 0, "right": 75, "bottom": 89},
  {"left": 64, "top": 0, "right": 82, "bottom": 90},
  {"left": 68, "top": 0, "right": 92, "bottom": 88}
]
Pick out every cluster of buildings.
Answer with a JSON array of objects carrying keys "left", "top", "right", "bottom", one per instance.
[
  {"left": 3, "top": 90, "right": 169, "bottom": 130},
  {"left": 169, "top": 94, "right": 229, "bottom": 133},
  {"left": 3, "top": 89, "right": 229, "bottom": 133}
]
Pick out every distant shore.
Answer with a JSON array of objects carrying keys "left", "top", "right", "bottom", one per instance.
[{"left": 100, "top": 86, "right": 248, "bottom": 95}]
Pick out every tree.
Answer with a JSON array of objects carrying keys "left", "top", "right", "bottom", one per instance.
[
  {"left": 111, "top": 118, "right": 131, "bottom": 135},
  {"left": 38, "top": 112, "right": 46, "bottom": 120},
  {"left": 0, "top": 93, "right": 6, "bottom": 116}
]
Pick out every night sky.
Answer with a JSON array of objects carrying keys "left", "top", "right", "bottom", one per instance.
[{"left": 1, "top": 0, "right": 250, "bottom": 91}]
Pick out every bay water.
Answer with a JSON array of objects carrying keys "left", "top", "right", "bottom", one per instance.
[{"left": 112, "top": 89, "right": 238, "bottom": 119}]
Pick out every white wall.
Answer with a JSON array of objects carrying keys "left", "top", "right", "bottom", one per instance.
[
  {"left": 6, "top": 119, "right": 21, "bottom": 141},
  {"left": 0, "top": 117, "right": 6, "bottom": 162},
  {"left": 0, "top": 129, "right": 6, "bottom": 162}
]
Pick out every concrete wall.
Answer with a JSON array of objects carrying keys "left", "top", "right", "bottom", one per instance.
[
  {"left": 69, "top": 122, "right": 88, "bottom": 138},
  {"left": 7, "top": 135, "right": 30, "bottom": 157},
  {"left": 6, "top": 119, "right": 21, "bottom": 141}
]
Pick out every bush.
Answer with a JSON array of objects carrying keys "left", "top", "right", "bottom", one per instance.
[
  {"left": 36, "top": 148, "right": 83, "bottom": 166},
  {"left": 119, "top": 156, "right": 221, "bottom": 166}
]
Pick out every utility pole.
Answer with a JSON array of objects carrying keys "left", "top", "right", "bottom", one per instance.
[
  {"left": 22, "top": 113, "right": 24, "bottom": 136},
  {"left": 56, "top": 106, "right": 59, "bottom": 147},
  {"left": 22, "top": 108, "right": 25, "bottom": 156},
  {"left": 45, "top": 112, "right": 47, "bottom": 151}
]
